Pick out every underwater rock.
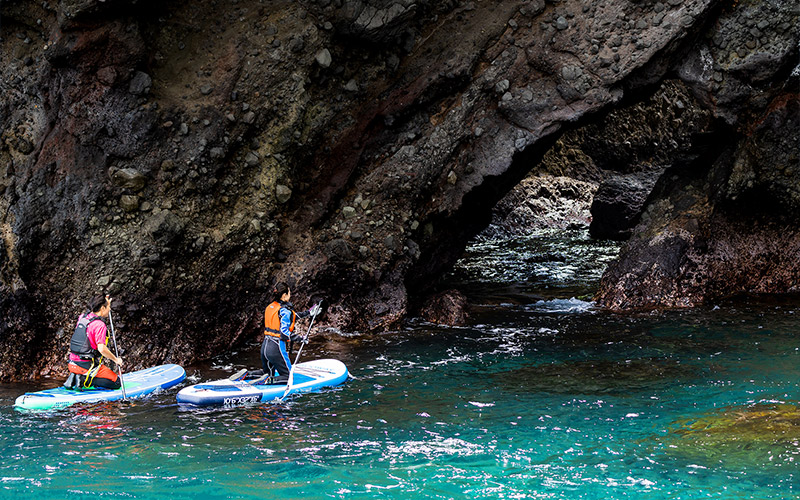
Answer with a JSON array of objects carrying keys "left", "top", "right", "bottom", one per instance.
[{"left": 663, "top": 403, "right": 800, "bottom": 468}]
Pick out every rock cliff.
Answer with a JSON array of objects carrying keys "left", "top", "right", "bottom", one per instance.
[{"left": 1, "top": 0, "right": 797, "bottom": 379}]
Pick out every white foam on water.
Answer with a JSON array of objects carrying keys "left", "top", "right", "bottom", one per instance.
[
  {"left": 527, "top": 297, "right": 595, "bottom": 314},
  {"left": 387, "top": 437, "right": 486, "bottom": 458},
  {"left": 469, "top": 401, "right": 495, "bottom": 408}
]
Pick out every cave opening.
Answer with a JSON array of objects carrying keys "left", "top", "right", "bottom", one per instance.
[{"left": 407, "top": 78, "right": 721, "bottom": 318}]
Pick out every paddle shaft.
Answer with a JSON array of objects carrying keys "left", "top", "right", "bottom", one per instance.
[
  {"left": 108, "top": 308, "right": 127, "bottom": 400},
  {"left": 280, "top": 301, "right": 322, "bottom": 401}
]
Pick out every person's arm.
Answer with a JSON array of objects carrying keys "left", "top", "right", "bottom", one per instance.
[
  {"left": 90, "top": 321, "right": 123, "bottom": 367},
  {"left": 280, "top": 308, "right": 304, "bottom": 343},
  {"left": 97, "top": 343, "right": 123, "bottom": 367},
  {"left": 296, "top": 303, "right": 321, "bottom": 319}
]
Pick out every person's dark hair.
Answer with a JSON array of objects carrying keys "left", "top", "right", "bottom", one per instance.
[
  {"left": 88, "top": 295, "right": 107, "bottom": 313},
  {"left": 272, "top": 282, "right": 289, "bottom": 302}
]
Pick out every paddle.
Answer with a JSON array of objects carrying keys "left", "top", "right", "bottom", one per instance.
[
  {"left": 107, "top": 305, "right": 127, "bottom": 400},
  {"left": 279, "top": 301, "right": 322, "bottom": 402}
]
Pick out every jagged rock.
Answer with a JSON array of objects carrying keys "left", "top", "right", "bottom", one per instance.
[
  {"left": 288, "top": 36, "right": 305, "bottom": 53},
  {"left": 344, "top": 79, "right": 359, "bottom": 92},
  {"left": 325, "top": 238, "right": 354, "bottom": 262},
  {"left": 245, "top": 152, "right": 259, "bottom": 166},
  {"left": 119, "top": 194, "right": 139, "bottom": 212},
  {"left": 596, "top": 96, "right": 800, "bottom": 310},
  {"left": 326, "top": 1, "right": 419, "bottom": 43},
  {"left": 315, "top": 48, "right": 332, "bottom": 68},
  {"left": 276, "top": 185, "right": 292, "bottom": 203},
  {"left": 484, "top": 176, "right": 597, "bottom": 238},
  {"left": 97, "top": 66, "right": 117, "bottom": 85}
]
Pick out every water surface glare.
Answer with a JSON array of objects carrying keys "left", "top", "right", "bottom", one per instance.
[
  {"left": 3, "top": 304, "right": 799, "bottom": 499},
  {"left": 2, "top": 231, "right": 799, "bottom": 498}
]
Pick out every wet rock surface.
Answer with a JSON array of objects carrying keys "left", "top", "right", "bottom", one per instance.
[
  {"left": 419, "top": 289, "right": 468, "bottom": 327},
  {"left": 596, "top": 99, "right": 800, "bottom": 310},
  {"left": 0, "top": 0, "right": 797, "bottom": 379}
]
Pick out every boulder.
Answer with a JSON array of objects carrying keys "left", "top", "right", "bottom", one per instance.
[
  {"left": 111, "top": 168, "right": 147, "bottom": 191},
  {"left": 419, "top": 289, "right": 469, "bottom": 326}
]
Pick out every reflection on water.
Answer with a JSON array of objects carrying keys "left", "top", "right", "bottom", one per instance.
[
  {"left": 1, "top": 231, "right": 799, "bottom": 498},
  {"left": 448, "top": 229, "right": 621, "bottom": 302}
]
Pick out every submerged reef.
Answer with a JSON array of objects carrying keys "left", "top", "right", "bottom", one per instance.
[{"left": 665, "top": 403, "right": 800, "bottom": 467}]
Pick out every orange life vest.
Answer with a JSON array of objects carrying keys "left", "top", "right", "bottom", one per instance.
[{"left": 264, "top": 301, "right": 295, "bottom": 338}]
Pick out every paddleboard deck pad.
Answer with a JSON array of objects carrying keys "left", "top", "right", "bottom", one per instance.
[
  {"left": 14, "top": 364, "right": 186, "bottom": 411},
  {"left": 176, "top": 359, "right": 348, "bottom": 406}
]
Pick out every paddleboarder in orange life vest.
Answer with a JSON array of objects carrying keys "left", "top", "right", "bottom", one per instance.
[
  {"left": 258, "top": 282, "right": 321, "bottom": 383},
  {"left": 67, "top": 295, "right": 123, "bottom": 389}
]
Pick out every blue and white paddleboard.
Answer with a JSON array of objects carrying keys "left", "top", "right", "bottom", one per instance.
[
  {"left": 176, "top": 359, "right": 348, "bottom": 406},
  {"left": 14, "top": 364, "right": 186, "bottom": 411}
]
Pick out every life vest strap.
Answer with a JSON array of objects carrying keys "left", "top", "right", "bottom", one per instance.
[
  {"left": 70, "top": 353, "right": 97, "bottom": 362},
  {"left": 264, "top": 327, "right": 281, "bottom": 338}
]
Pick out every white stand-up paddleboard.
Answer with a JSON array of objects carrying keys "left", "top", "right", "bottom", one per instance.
[
  {"left": 176, "top": 359, "right": 348, "bottom": 406},
  {"left": 14, "top": 364, "right": 186, "bottom": 411}
]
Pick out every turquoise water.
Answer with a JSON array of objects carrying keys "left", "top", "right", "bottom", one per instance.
[{"left": 1, "top": 230, "right": 799, "bottom": 499}]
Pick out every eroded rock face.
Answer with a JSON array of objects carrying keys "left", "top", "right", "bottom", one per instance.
[
  {"left": 483, "top": 176, "right": 597, "bottom": 239},
  {"left": 0, "top": 0, "right": 797, "bottom": 379},
  {"left": 488, "top": 79, "right": 714, "bottom": 240},
  {"left": 594, "top": 0, "right": 800, "bottom": 310},
  {"left": 596, "top": 95, "right": 800, "bottom": 310}
]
